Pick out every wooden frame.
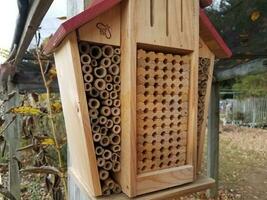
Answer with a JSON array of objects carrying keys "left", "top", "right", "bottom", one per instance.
[
  {"left": 54, "top": 32, "right": 102, "bottom": 196},
  {"left": 197, "top": 38, "right": 215, "bottom": 172},
  {"left": 119, "top": 0, "right": 199, "bottom": 197}
]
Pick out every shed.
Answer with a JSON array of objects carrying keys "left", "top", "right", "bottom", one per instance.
[{"left": 45, "top": 0, "right": 231, "bottom": 198}]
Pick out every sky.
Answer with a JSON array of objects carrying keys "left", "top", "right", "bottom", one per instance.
[{"left": 0, "top": 0, "right": 66, "bottom": 63}]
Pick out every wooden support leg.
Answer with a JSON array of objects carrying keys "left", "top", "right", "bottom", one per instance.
[
  {"left": 5, "top": 80, "right": 20, "bottom": 200},
  {"left": 207, "top": 81, "right": 219, "bottom": 198}
]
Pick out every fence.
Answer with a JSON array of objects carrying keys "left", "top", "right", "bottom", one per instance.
[{"left": 220, "top": 97, "right": 267, "bottom": 127}]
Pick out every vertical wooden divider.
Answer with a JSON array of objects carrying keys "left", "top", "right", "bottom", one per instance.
[{"left": 118, "top": 0, "right": 137, "bottom": 197}]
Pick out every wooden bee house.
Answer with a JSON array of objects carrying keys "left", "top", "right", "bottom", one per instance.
[{"left": 45, "top": 0, "right": 231, "bottom": 198}]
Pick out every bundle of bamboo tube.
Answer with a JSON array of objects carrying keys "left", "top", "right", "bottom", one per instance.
[
  {"left": 79, "top": 41, "right": 122, "bottom": 195},
  {"left": 197, "top": 57, "right": 211, "bottom": 135}
]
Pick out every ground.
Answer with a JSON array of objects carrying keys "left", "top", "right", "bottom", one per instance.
[{"left": 182, "top": 125, "right": 267, "bottom": 200}]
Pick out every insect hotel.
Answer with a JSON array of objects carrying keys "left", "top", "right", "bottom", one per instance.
[{"left": 45, "top": 0, "right": 231, "bottom": 199}]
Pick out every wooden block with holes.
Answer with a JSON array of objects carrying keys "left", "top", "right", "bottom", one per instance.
[{"left": 45, "top": 0, "right": 231, "bottom": 198}]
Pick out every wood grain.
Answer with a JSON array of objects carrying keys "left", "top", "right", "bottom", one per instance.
[{"left": 54, "top": 32, "right": 102, "bottom": 196}]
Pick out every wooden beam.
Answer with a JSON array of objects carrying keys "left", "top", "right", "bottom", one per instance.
[
  {"left": 207, "top": 82, "right": 220, "bottom": 198},
  {"left": 14, "top": 0, "right": 54, "bottom": 65},
  {"left": 215, "top": 59, "right": 267, "bottom": 81},
  {"left": 5, "top": 81, "right": 21, "bottom": 199}
]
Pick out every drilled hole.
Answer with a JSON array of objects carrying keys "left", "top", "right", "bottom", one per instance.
[
  {"left": 145, "top": 57, "right": 150, "bottom": 62},
  {"left": 155, "top": 58, "right": 159, "bottom": 63},
  {"left": 144, "top": 99, "right": 149, "bottom": 105},
  {"left": 171, "top": 75, "right": 176, "bottom": 81},
  {"left": 163, "top": 59, "right": 168, "bottom": 64},
  {"left": 170, "top": 99, "right": 175, "bottom": 105},
  {"left": 160, "top": 155, "right": 164, "bottom": 160},
  {"left": 159, "top": 162, "right": 163, "bottom": 168},
  {"left": 153, "top": 99, "right": 158, "bottom": 104},
  {"left": 152, "top": 156, "right": 156, "bottom": 161},
  {"left": 167, "top": 161, "right": 172, "bottom": 166},
  {"left": 168, "top": 146, "right": 173, "bottom": 151},
  {"left": 142, "top": 166, "right": 146, "bottom": 171},
  {"left": 179, "top": 60, "right": 184, "bottom": 65},
  {"left": 152, "top": 132, "right": 157, "bottom": 137},
  {"left": 169, "top": 130, "right": 174, "bottom": 136},
  {"left": 163, "top": 83, "right": 167, "bottom": 89},
  {"left": 144, "top": 91, "right": 149, "bottom": 96},
  {"left": 178, "top": 107, "right": 182, "bottom": 112},
  {"left": 169, "top": 138, "right": 173, "bottom": 143},
  {"left": 151, "top": 164, "right": 156, "bottom": 169},
  {"left": 154, "top": 82, "right": 159, "bottom": 88},
  {"left": 144, "top": 82, "right": 149, "bottom": 88},
  {"left": 162, "top": 91, "right": 167, "bottom": 97},
  {"left": 143, "top": 125, "right": 148, "bottom": 130},
  {"left": 145, "top": 74, "right": 150, "bottom": 79},
  {"left": 171, "top": 91, "right": 175, "bottom": 97},
  {"left": 179, "top": 76, "right": 184, "bottom": 81},
  {"left": 163, "top": 74, "right": 168, "bottom": 80},
  {"left": 162, "top": 107, "right": 166, "bottom": 113},
  {"left": 176, "top": 152, "right": 180, "bottom": 157},
  {"left": 163, "top": 66, "right": 168, "bottom": 72},
  {"left": 172, "top": 60, "right": 177, "bottom": 65},
  {"left": 177, "top": 137, "right": 181, "bottom": 142},
  {"left": 171, "top": 67, "right": 176, "bottom": 73},
  {"left": 161, "top": 123, "right": 166, "bottom": 128},
  {"left": 142, "top": 150, "right": 147, "bottom": 154},
  {"left": 179, "top": 84, "right": 183, "bottom": 89},
  {"left": 153, "top": 107, "right": 157, "bottom": 113},
  {"left": 160, "top": 139, "right": 165, "bottom": 145},
  {"left": 155, "top": 66, "right": 159, "bottom": 71},
  {"left": 179, "top": 68, "right": 183, "bottom": 73},
  {"left": 143, "top": 133, "right": 148, "bottom": 138},
  {"left": 152, "top": 140, "right": 156, "bottom": 145},
  {"left": 145, "top": 65, "right": 150, "bottom": 71},
  {"left": 154, "top": 74, "right": 159, "bottom": 80},
  {"left": 143, "top": 141, "right": 148, "bottom": 146},
  {"left": 152, "top": 124, "right": 157, "bottom": 129},
  {"left": 153, "top": 91, "right": 159, "bottom": 96},
  {"left": 160, "top": 147, "right": 164, "bottom": 152},
  {"left": 152, "top": 148, "right": 156, "bottom": 154},
  {"left": 175, "top": 160, "right": 180, "bottom": 164},
  {"left": 142, "top": 158, "right": 147, "bottom": 162},
  {"left": 170, "top": 123, "right": 174, "bottom": 128}
]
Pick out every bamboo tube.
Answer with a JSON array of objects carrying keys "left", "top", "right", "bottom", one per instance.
[
  {"left": 105, "top": 74, "right": 113, "bottom": 83},
  {"left": 113, "top": 75, "right": 121, "bottom": 84},
  {"left": 97, "top": 157, "right": 105, "bottom": 167},
  {"left": 99, "top": 116, "right": 107, "bottom": 125},
  {"left": 99, "top": 169, "right": 109, "bottom": 180},
  {"left": 103, "top": 99, "right": 113, "bottom": 107},
  {"left": 79, "top": 42, "right": 90, "bottom": 54},
  {"left": 105, "top": 119, "right": 113, "bottom": 128},
  {"left": 83, "top": 73, "right": 93, "bottom": 83},
  {"left": 102, "top": 45, "right": 114, "bottom": 58},
  {"left": 100, "top": 127, "right": 108, "bottom": 135},
  {"left": 100, "top": 136, "right": 110, "bottom": 147},
  {"left": 111, "top": 107, "right": 120, "bottom": 116},
  {"left": 89, "top": 87, "right": 99, "bottom": 97},
  {"left": 112, "top": 116, "right": 121, "bottom": 125},
  {"left": 93, "top": 133, "right": 102, "bottom": 142},
  {"left": 110, "top": 91, "right": 118, "bottom": 100},
  {"left": 92, "top": 123, "right": 100, "bottom": 133},
  {"left": 111, "top": 153, "right": 120, "bottom": 162},
  {"left": 108, "top": 64, "right": 120, "bottom": 75},
  {"left": 95, "top": 146, "right": 104, "bottom": 156},
  {"left": 104, "top": 178, "right": 115, "bottom": 189},
  {"left": 112, "top": 161, "right": 121, "bottom": 172},
  {"left": 94, "top": 79, "right": 106, "bottom": 91},
  {"left": 81, "top": 54, "right": 91, "bottom": 65},
  {"left": 91, "top": 59, "right": 98, "bottom": 67},
  {"left": 100, "top": 106, "right": 111, "bottom": 116},
  {"left": 111, "top": 145, "right": 120, "bottom": 152},
  {"left": 106, "top": 83, "right": 113, "bottom": 91},
  {"left": 84, "top": 83, "right": 92, "bottom": 92},
  {"left": 90, "top": 45, "right": 102, "bottom": 59},
  {"left": 111, "top": 55, "right": 120, "bottom": 64},
  {"left": 89, "top": 109, "right": 99, "bottom": 119},
  {"left": 90, "top": 117, "right": 99, "bottom": 125},
  {"left": 94, "top": 66, "right": 107, "bottom": 78},
  {"left": 101, "top": 57, "right": 112, "bottom": 68},
  {"left": 112, "top": 125, "right": 121, "bottom": 135},
  {"left": 100, "top": 90, "right": 109, "bottom": 100},
  {"left": 113, "top": 84, "right": 121, "bottom": 91},
  {"left": 109, "top": 134, "right": 120, "bottom": 145},
  {"left": 102, "top": 149, "right": 112, "bottom": 160},
  {"left": 102, "top": 185, "right": 111, "bottom": 196},
  {"left": 104, "top": 161, "right": 113, "bottom": 171},
  {"left": 88, "top": 98, "right": 100, "bottom": 109},
  {"left": 82, "top": 64, "right": 93, "bottom": 74},
  {"left": 112, "top": 183, "right": 122, "bottom": 194},
  {"left": 113, "top": 99, "right": 121, "bottom": 107},
  {"left": 114, "top": 48, "right": 121, "bottom": 55}
]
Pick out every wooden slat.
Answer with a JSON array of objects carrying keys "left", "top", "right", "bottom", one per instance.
[
  {"left": 14, "top": 0, "right": 54, "bottom": 65},
  {"left": 54, "top": 32, "right": 102, "bottom": 196},
  {"left": 117, "top": 0, "right": 137, "bottom": 197},
  {"left": 136, "top": 165, "right": 193, "bottom": 195},
  {"left": 197, "top": 38, "right": 215, "bottom": 172}
]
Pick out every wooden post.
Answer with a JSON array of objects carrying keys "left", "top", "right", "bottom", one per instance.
[
  {"left": 5, "top": 79, "right": 20, "bottom": 200},
  {"left": 207, "top": 81, "right": 220, "bottom": 198}
]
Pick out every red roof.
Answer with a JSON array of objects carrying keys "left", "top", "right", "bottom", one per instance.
[{"left": 44, "top": 0, "right": 231, "bottom": 58}]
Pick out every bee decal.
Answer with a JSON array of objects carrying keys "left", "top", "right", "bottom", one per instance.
[{"left": 96, "top": 22, "right": 112, "bottom": 39}]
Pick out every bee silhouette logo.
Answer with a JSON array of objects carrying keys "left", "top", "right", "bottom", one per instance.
[{"left": 96, "top": 23, "right": 112, "bottom": 39}]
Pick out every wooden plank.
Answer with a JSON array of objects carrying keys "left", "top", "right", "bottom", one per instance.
[
  {"left": 215, "top": 59, "right": 267, "bottom": 82},
  {"left": 136, "top": 0, "right": 197, "bottom": 51},
  {"left": 78, "top": 4, "right": 121, "bottom": 46},
  {"left": 207, "top": 82, "right": 220, "bottom": 198},
  {"left": 118, "top": 0, "right": 137, "bottom": 197},
  {"left": 136, "top": 165, "right": 193, "bottom": 195},
  {"left": 14, "top": 0, "right": 53, "bottom": 65},
  {"left": 186, "top": 0, "right": 199, "bottom": 178},
  {"left": 197, "top": 38, "right": 215, "bottom": 173},
  {"left": 5, "top": 83, "right": 20, "bottom": 200},
  {"left": 54, "top": 32, "right": 102, "bottom": 196},
  {"left": 72, "top": 175, "right": 214, "bottom": 200}
]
